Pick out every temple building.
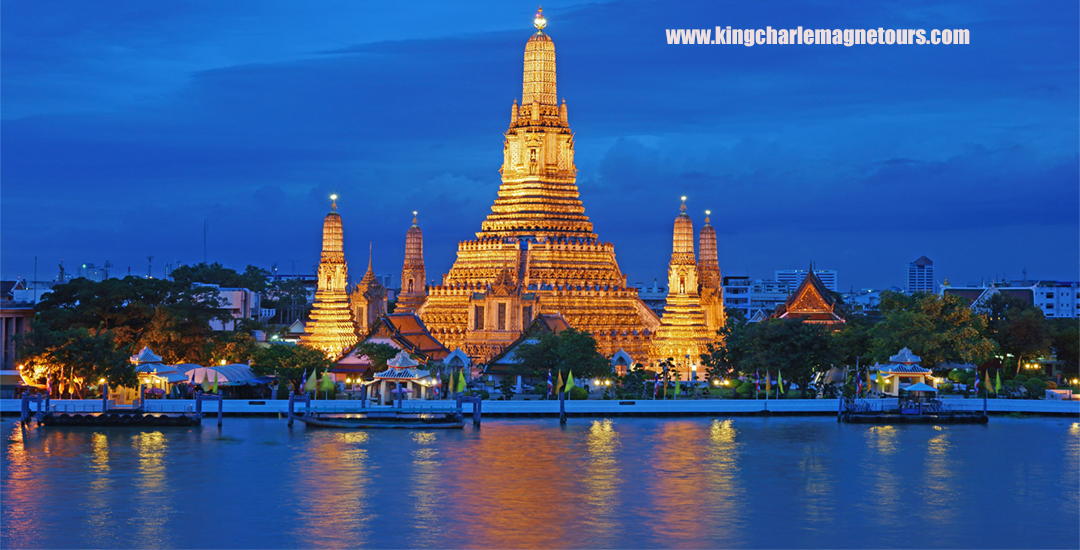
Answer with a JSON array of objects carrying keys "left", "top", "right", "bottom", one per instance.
[
  {"left": 396, "top": 212, "right": 427, "bottom": 314},
  {"left": 650, "top": 198, "right": 716, "bottom": 381},
  {"left": 772, "top": 265, "right": 845, "bottom": 326},
  {"left": 301, "top": 196, "right": 359, "bottom": 358},
  {"left": 350, "top": 244, "right": 386, "bottom": 337},
  {"left": 697, "top": 210, "right": 726, "bottom": 334},
  {"left": 417, "top": 10, "right": 660, "bottom": 363}
]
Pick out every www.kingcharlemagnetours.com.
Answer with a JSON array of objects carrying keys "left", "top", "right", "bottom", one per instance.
[{"left": 666, "top": 27, "right": 970, "bottom": 46}]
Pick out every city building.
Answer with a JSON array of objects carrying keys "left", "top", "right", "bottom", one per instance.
[
  {"left": 417, "top": 14, "right": 660, "bottom": 363},
  {"left": 198, "top": 285, "right": 263, "bottom": 331},
  {"left": 301, "top": 196, "right": 359, "bottom": 358},
  {"left": 941, "top": 279, "right": 1078, "bottom": 318},
  {"left": 722, "top": 276, "right": 792, "bottom": 320},
  {"left": 776, "top": 269, "right": 838, "bottom": 292},
  {"left": 1, "top": 300, "right": 34, "bottom": 370},
  {"left": 633, "top": 280, "right": 668, "bottom": 318},
  {"left": 907, "top": 256, "right": 935, "bottom": 293},
  {"left": 650, "top": 198, "right": 716, "bottom": 381}
]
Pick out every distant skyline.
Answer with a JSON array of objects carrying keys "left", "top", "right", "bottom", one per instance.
[{"left": 3, "top": 1, "right": 1078, "bottom": 290}]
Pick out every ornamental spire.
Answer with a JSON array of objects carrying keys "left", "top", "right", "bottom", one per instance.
[
  {"left": 534, "top": 6, "right": 546, "bottom": 31},
  {"left": 330, "top": 193, "right": 338, "bottom": 211}
]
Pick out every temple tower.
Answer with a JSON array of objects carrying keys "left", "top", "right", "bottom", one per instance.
[
  {"left": 350, "top": 244, "right": 387, "bottom": 337},
  {"left": 397, "top": 211, "right": 427, "bottom": 313},
  {"left": 650, "top": 198, "right": 713, "bottom": 381},
  {"left": 302, "top": 195, "right": 359, "bottom": 358},
  {"left": 697, "top": 210, "right": 726, "bottom": 334},
  {"left": 418, "top": 10, "right": 660, "bottom": 362}
]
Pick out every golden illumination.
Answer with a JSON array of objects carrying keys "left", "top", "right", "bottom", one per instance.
[
  {"left": 417, "top": 20, "right": 660, "bottom": 362},
  {"left": 534, "top": 7, "right": 547, "bottom": 31},
  {"left": 302, "top": 197, "right": 359, "bottom": 358}
]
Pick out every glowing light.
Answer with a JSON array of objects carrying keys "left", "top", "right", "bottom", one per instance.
[
  {"left": 533, "top": 6, "right": 547, "bottom": 30},
  {"left": 330, "top": 194, "right": 338, "bottom": 201},
  {"left": 100, "top": 378, "right": 107, "bottom": 384}
]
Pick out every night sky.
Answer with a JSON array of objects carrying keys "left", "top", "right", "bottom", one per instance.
[{"left": 3, "top": 1, "right": 1077, "bottom": 290}]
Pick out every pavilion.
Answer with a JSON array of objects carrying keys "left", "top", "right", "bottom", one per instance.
[
  {"left": 874, "top": 347, "right": 936, "bottom": 396},
  {"left": 370, "top": 350, "right": 436, "bottom": 405}
]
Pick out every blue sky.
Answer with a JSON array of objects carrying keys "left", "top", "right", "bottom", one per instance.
[{"left": 3, "top": 0, "right": 1077, "bottom": 290}]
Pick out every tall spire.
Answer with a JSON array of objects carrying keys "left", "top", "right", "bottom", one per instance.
[
  {"left": 321, "top": 195, "right": 344, "bottom": 263},
  {"left": 366, "top": 242, "right": 373, "bottom": 274},
  {"left": 698, "top": 209, "right": 718, "bottom": 271},
  {"left": 398, "top": 211, "right": 427, "bottom": 313},
  {"left": 303, "top": 195, "right": 357, "bottom": 358},
  {"left": 672, "top": 196, "right": 694, "bottom": 257},
  {"left": 523, "top": 7, "right": 556, "bottom": 106}
]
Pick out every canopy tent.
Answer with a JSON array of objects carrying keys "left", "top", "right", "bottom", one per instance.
[
  {"left": 902, "top": 382, "right": 938, "bottom": 392},
  {"left": 181, "top": 364, "right": 261, "bottom": 386}
]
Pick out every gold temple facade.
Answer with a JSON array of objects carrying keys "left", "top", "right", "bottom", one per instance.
[
  {"left": 396, "top": 212, "right": 427, "bottom": 314},
  {"left": 650, "top": 199, "right": 721, "bottom": 381},
  {"left": 302, "top": 196, "right": 359, "bottom": 358},
  {"left": 417, "top": 12, "right": 660, "bottom": 363}
]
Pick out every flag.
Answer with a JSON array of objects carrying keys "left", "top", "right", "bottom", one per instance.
[
  {"left": 299, "top": 368, "right": 307, "bottom": 394},
  {"left": 755, "top": 370, "right": 760, "bottom": 393},
  {"left": 877, "top": 372, "right": 887, "bottom": 393},
  {"left": 974, "top": 369, "right": 980, "bottom": 393},
  {"left": 855, "top": 369, "right": 862, "bottom": 396},
  {"left": 304, "top": 368, "right": 318, "bottom": 392},
  {"left": 779, "top": 370, "right": 785, "bottom": 395},
  {"left": 984, "top": 370, "right": 994, "bottom": 393},
  {"left": 212, "top": 371, "right": 219, "bottom": 394},
  {"left": 547, "top": 371, "right": 553, "bottom": 396},
  {"left": 319, "top": 370, "right": 335, "bottom": 391},
  {"left": 766, "top": 372, "right": 772, "bottom": 394},
  {"left": 200, "top": 370, "right": 211, "bottom": 392},
  {"left": 566, "top": 370, "right": 576, "bottom": 393},
  {"left": 456, "top": 370, "right": 467, "bottom": 393},
  {"left": 865, "top": 371, "right": 872, "bottom": 395},
  {"left": 674, "top": 376, "right": 681, "bottom": 398},
  {"left": 995, "top": 370, "right": 1002, "bottom": 394},
  {"left": 556, "top": 371, "right": 565, "bottom": 395},
  {"left": 47, "top": 375, "right": 52, "bottom": 397},
  {"left": 653, "top": 373, "right": 661, "bottom": 398}
]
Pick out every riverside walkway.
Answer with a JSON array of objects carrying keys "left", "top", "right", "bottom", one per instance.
[{"left": 2, "top": 397, "right": 1077, "bottom": 417}]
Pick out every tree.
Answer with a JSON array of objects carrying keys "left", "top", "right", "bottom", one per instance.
[
  {"left": 979, "top": 293, "right": 1052, "bottom": 375},
  {"left": 353, "top": 342, "right": 401, "bottom": 373},
  {"left": 264, "top": 277, "right": 311, "bottom": 325},
  {"left": 1049, "top": 318, "right": 1079, "bottom": 377},
  {"left": 701, "top": 307, "right": 747, "bottom": 382},
  {"left": 870, "top": 291, "right": 997, "bottom": 369},
  {"left": 169, "top": 262, "right": 269, "bottom": 292},
  {"left": 250, "top": 344, "right": 332, "bottom": 393},
  {"left": 16, "top": 325, "right": 136, "bottom": 394},
  {"left": 497, "top": 376, "right": 516, "bottom": 399},
  {"left": 739, "top": 318, "right": 835, "bottom": 397},
  {"left": 831, "top": 315, "right": 874, "bottom": 367},
  {"left": 514, "top": 328, "right": 611, "bottom": 381}
]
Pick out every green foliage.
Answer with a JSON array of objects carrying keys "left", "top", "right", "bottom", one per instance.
[
  {"left": 568, "top": 386, "right": 589, "bottom": 400},
  {"left": 498, "top": 376, "right": 516, "bottom": 399},
  {"left": 701, "top": 308, "right": 748, "bottom": 382},
  {"left": 979, "top": 293, "right": 1052, "bottom": 375},
  {"left": 1046, "top": 381, "right": 1057, "bottom": 390},
  {"left": 871, "top": 291, "right": 998, "bottom": 369},
  {"left": 1049, "top": 318, "right": 1079, "bottom": 375},
  {"left": 169, "top": 262, "right": 269, "bottom": 292},
  {"left": 514, "top": 328, "right": 611, "bottom": 381},
  {"left": 263, "top": 277, "right": 312, "bottom": 325},
  {"left": 1022, "top": 378, "right": 1047, "bottom": 399},
  {"left": 614, "top": 364, "right": 651, "bottom": 399},
  {"left": 831, "top": 315, "right": 874, "bottom": 367},
  {"left": 739, "top": 318, "right": 834, "bottom": 394},
  {"left": 947, "top": 369, "right": 969, "bottom": 384},
  {"left": 353, "top": 342, "right": 400, "bottom": 373},
  {"left": 275, "top": 379, "right": 291, "bottom": 399},
  {"left": 464, "top": 389, "right": 490, "bottom": 400},
  {"left": 938, "top": 382, "right": 954, "bottom": 393},
  {"left": 16, "top": 325, "right": 136, "bottom": 390},
  {"left": 735, "top": 381, "right": 753, "bottom": 397},
  {"left": 250, "top": 344, "right": 332, "bottom": 393},
  {"left": 1014, "top": 374, "right": 1028, "bottom": 383}
]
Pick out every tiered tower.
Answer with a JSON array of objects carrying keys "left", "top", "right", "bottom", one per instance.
[
  {"left": 418, "top": 10, "right": 660, "bottom": 362},
  {"left": 697, "top": 210, "right": 726, "bottom": 334},
  {"left": 302, "top": 195, "right": 359, "bottom": 358},
  {"left": 397, "top": 212, "right": 427, "bottom": 313},
  {"left": 350, "top": 244, "right": 386, "bottom": 337},
  {"left": 650, "top": 198, "right": 714, "bottom": 381}
]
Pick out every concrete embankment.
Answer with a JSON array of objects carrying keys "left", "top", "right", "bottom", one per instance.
[{"left": 3, "top": 398, "right": 1077, "bottom": 417}]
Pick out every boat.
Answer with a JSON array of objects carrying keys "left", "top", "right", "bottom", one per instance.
[{"left": 296, "top": 414, "right": 465, "bottom": 429}]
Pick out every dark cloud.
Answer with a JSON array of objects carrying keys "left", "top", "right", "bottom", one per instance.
[{"left": 1, "top": 0, "right": 1077, "bottom": 288}]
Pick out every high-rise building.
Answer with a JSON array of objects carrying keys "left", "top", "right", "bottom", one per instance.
[
  {"left": 301, "top": 196, "right": 358, "bottom": 358},
  {"left": 776, "top": 269, "right": 837, "bottom": 293},
  {"left": 650, "top": 199, "right": 715, "bottom": 380},
  {"left": 907, "top": 256, "right": 935, "bottom": 293},
  {"left": 417, "top": 11, "right": 660, "bottom": 363}
]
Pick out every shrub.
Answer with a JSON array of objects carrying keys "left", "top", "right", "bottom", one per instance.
[
  {"left": 568, "top": 386, "right": 589, "bottom": 400},
  {"left": 1046, "top": 381, "right": 1057, "bottom": 390},
  {"left": 736, "top": 382, "right": 753, "bottom": 397},
  {"left": 938, "top": 382, "right": 954, "bottom": 394},
  {"left": 1015, "top": 374, "right": 1028, "bottom": 383},
  {"left": 1023, "top": 379, "right": 1047, "bottom": 399},
  {"left": 275, "top": 381, "right": 290, "bottom": 400}
]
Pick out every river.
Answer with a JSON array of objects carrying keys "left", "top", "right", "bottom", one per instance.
[{"left": 3, "top": 416, "right": 1077, "bottom": 549}]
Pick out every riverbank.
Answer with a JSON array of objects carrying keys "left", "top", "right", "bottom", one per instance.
[{"left": 3, "top": 397, "right": 1077, "bottom": 417}]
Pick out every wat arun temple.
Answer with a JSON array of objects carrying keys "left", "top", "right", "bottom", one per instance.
[{"left": 303, "top": 11, "right": 724, "bottom": 377}]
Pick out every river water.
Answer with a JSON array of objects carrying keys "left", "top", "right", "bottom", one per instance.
[{"left": 2, "top": 416, "right": 1077, "bottom": 549}]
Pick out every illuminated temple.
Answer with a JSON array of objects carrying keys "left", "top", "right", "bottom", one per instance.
[
  {"left": 417, "top": 10, "right": 661, "bottom": 362},
  {"left": 650, "top": 199, "right": 723, "bottom": 380},
  {"left": 302, "top": 196, "right": 359, "bottom": 358}
]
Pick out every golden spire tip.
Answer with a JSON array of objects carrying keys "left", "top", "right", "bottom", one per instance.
[
  {"left": 534, "top": 6, "right": 547, "bottom": 31},
  {"left": 330, "top": 194, "right": 338, "bottom": 211},
  {"left": 680, "top": 196, "right": 687, "bottom": 212}
]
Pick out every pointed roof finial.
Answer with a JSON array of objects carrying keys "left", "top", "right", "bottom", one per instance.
[
  {"left": 534, "top": 6, "right": 547, "bottom": 31},
  {"left": 367, "top": 242, "right": 373, "bottom": 272},
  {"left": 330, "top": 194, "right": 338, "bottom": 211},
  {"left": 413, "top": 211, "right": 418, "bottom": 225},
  {"left": 704, "top": 210, "right": 711, "bottom": 224},
  {"left": 680, "top": 196, "right": 687, "bottom": 213}
]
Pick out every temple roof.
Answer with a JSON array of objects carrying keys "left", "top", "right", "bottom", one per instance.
[
  {"left": 365, "top": 312, "right": 450, "bottom": 362},
  {"left": 773, "top": 267, "right": 844, "bottom": 325}
]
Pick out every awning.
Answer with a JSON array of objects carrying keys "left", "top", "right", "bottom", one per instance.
[{"left": 903, "top": 382, "right": 938, "bottom": 392}]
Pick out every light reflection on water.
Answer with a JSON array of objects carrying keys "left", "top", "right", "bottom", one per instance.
[{"left": 2, "top": 417, "right": 1078, "bottom": 549}]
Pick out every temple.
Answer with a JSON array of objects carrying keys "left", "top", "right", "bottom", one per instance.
[
  {"left": 417, "top": 10, "right": 660, "bottom": 363},
  {"left": 649, "top": 198, "right": 716, "bottom": 380},
  {"left": 773, "top": 265, "right": 845, "bottom": 326},
  {"left": 397, "top": 212, "right": 426, "bottom": 314},
  {"left": 697, "top": 210, "right": 726, "bottom": 333},
  {"left": 349, "top": 243, "right": 386, "bottom": 337},
  {"left": 301, "top": 195, "right": 359, "bottom": 358}
]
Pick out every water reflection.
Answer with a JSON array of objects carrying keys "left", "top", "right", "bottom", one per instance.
[
  {"left": 648, "top": 421, "right": 709, "bottom": 547},
  {"left": 922, "top": 429, "right": 957, "bottom": 529},
  {"left": 133, "top": 431, "right": 173, "bottom": 544},
  {"left": 84, "top": 432, "right": 116, "bottom": 547},
  {"left": 408, "top": 431, "right": 442, "bottom": 548},
  {"left": 703, "top": 419, "right": 745, "bottom": 546},
  {"left": 288, "top": 430, "right": 373, "bottom": 547},
  {"left": 583, "top": 419, "right": 620, "bottom": 540}
]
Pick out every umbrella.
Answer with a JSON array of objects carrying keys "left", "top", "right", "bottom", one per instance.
[
  {"left": 903, "top": 382, "right": 938, "bottom": 392},
  {"left": 147, "top": 388, "right": 166, "bottom": 396}
]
